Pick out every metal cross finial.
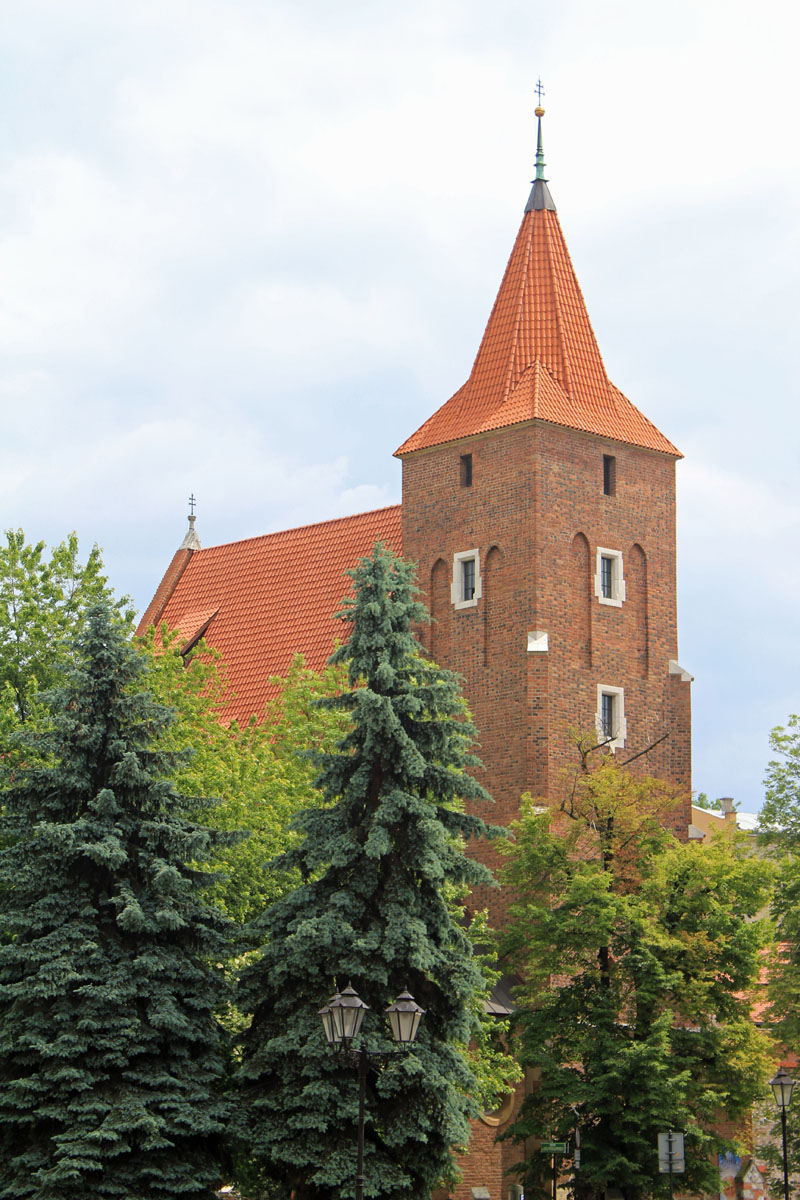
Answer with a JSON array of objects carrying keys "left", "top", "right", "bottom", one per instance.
[
  {"left": 535, "top": 78, "right": 545, "bottom": 105},
  {"left": 188, "top": 493, "right": 196, "bottom": 517}
]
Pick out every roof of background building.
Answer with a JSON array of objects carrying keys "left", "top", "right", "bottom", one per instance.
[
  {"left": 396, "top": 119, "right": 679, "bottom": 460},
  {"left": 688, "top": 803, "right": 759, "bottom": 840},
  {"left": 136, "top": 505, "right": 402, "bottom": 725}
]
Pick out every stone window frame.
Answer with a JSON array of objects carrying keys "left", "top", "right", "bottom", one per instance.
[
  {"left": 594, "top": 546, "right": 626, "bottom": 607},
  {"left": 596, "top": 684, "right": 627, "bottom": 751},
  {"left": 451, "top": 548, "right": 482, "bottom": 610}
]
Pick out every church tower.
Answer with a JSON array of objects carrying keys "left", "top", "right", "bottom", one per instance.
[
  {"left": 396, "top": 107, "right": 692, "bottom": 907},
  {"left": 137, "top": 102, "right": 695, "bottom": 1200}
]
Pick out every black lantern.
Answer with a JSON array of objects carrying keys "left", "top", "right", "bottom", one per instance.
[
  {"left": 318, "top": 998, "right": 337, "bottom": 1047},
  {"left": 385, "top": 988, "right": 425, "bottom": 1046},
  {"left": 771, "top": 1066, "right": 796, "bottom": 1111},
  {"left": 319, "top": 984, "right": 369, "bottom": 1048}
]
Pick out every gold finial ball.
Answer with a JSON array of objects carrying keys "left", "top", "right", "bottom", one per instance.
[{"left": 535, "top": 106, "right": 545, "bottom": 117}]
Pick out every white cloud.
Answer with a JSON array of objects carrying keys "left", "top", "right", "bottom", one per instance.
[
  {"left": 0, "top": 155, "right": 149, "bottom": 353},
  {"left": 680, "top": 458, "right": 800, "bottom": 583},
  {"left": 0, "top": 0, "right": 798, "bottom": 813},
  {"left": 232, "top": 279, "right": 427, "bottom": 376}
]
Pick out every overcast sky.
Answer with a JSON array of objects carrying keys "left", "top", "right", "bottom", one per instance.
[{"left": 1, "top": 0, "right": 798, "bottom": 813}]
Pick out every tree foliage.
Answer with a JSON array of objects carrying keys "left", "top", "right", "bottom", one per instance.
[
  {"left": 761, "top": 715, "right": 800, "bottom": 849},
  {"left": 502, "top": 759, "right": 773, "bottom": 1200},
  {"left": 0, "top": 605, "right": 231, "bottom": 1198},
  {"left": 758, "top": 715, "right": 800, "bottom": 1184},
  {"left": 0, "top": 529, "right": 130, "bottom": 729},
  {"left": 236, "top": 543, "right": 511, "bottom": 1200},
  {"left": 694, "top": 792, "right": 738, "bottom": 812},
  {"left": 761, "top": 716, "right": 800, "bottom": 1045},
  {"left": 139, "top": 630, "right": 351, "bottom": 926}
]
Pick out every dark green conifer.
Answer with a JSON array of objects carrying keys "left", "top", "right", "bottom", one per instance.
[
  {"left": 0, "top": 604, "right": 231, "bottom": 1198},
  {"left": 237, "top": 543, "right": 504, "bottom": 1200}
]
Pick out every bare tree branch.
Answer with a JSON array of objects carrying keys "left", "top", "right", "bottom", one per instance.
[{"left": 619, "top": 732, "right": 669, "bottom": 767}]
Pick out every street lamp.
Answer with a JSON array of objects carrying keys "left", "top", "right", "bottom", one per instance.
[
  {"left": 770, "top": 1065, "right": 796, "bottom": 1200},
  {"left": 385, "top": 987, "right": 425, "bottom": 1045},
  {"left": 319, "top": 982, "right": 425, "bottom": 1200},
  {"left": 319, "top": 983, "right": 370, "bottom": 1047}
]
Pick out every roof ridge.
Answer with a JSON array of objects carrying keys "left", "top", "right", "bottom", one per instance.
[
  {"left": 452, "top": 210, "right": 531, "bottom": 424},
  {"left": 191, "top": 503, "right": 403, "bottom": 555},
  {"left": 607, "top": 382, "right": 681, "bottom": 455},
  {"left": 543, "top": 211, "right": 573, "bottom": 396},
  {"left": 506, "top": 218, "right": 536, "bottom": 403},
  {"left": 531, "top": 358, "right": 542, "bottom": 418},
  {"left": 136, "top": 546, "right": 195, "bottom": 634}
]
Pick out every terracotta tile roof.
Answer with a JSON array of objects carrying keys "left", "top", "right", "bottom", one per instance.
[
  {"left": 396, "top": 207, "right": 680, "bottom": 458},
  {"left": 172, "top": 606, "right": 220, "bottom": 654},
  {"left": 136, "top": 506, "right": 402, "bottom": 725},
  {"left": 138, "top": 546, "right": 194, "bottom": 634}
]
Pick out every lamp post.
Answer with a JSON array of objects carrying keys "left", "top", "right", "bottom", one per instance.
[
  {"left": 319, "top": 983, "right": 425, "bottom": 1200},
  {"left": 770, "top": 1065, "right": 796, "bottom": 1200}
]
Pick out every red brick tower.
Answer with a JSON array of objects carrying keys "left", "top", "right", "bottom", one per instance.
[
  {"left": 138, "top": 105, "right": 694, "bottom": 1200},
  {"left": 396, "top": 109, "right": 692, "bottom": 922}
]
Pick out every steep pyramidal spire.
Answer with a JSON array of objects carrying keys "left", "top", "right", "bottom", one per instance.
[{"left": 396, "top": 103, "right": 678, "bottom": 459}]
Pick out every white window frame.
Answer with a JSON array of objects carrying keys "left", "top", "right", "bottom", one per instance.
[
  {"left": 594, "top": 547, "right": 625, "bottom": 607},
  {"left": 596, "top": 684, "right": 627, "bottom": 751},
  {"left": 451, "top": 549, "right": 482, "bottom": 609}
]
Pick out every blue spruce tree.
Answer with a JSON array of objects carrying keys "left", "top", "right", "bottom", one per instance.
[
  {"left": 0, "top": 604, "right": 231, "bottom": 1198},
  {"left": 237, "top": 543, "right": 504, "bottom": 1200}
]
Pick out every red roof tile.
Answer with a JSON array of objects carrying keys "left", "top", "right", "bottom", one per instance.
[
  {"left": 136, "top": 506, "right": 402, "bottom": 725},
  {"left": 396, "top": 207, "right": 680, "bottom": 458},
  {"left": 138, "top": 547, "right": 194, "bottom": 634}
]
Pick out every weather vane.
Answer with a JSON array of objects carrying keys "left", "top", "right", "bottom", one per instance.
[
  {"left": 535, "top": 77, "right": 545, "bottom": 106},
  {"left": 188, "top": 493, "right": 196, "bottom": 517}
]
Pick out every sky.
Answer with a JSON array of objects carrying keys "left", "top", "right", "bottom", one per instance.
[{"left": 1, "top": 0, "right": 798, "bottom": 814}]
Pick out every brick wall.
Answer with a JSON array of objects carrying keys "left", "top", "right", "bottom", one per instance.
[
  {"left": 401, "top": 418, "right": 692, "bottom": 1198},
  {"left": 402, "top": 419, "right": 691, "bottom": 890}
]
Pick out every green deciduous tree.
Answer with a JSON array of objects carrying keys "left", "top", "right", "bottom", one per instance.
[
  {"left": 758, "top": 715, "right": 800, "bottom": 1184},
  {"left": 694, "top": 792, "right": 738, "bottom": 812},
  {"left": 0, "top": 605, "right": 231, "bottom": 1198},
  {"left": 761, "top": 717, "right": 800, "bottom": 1045},
  {"left": 503, "top": 759, "right": 772, "bottom": 1200},
  {"left": 761, "top": 720, "right": 800, "bottom": 1059},
  {"left": 139, "top": 629, "right": 352, "bottom": 926},
  {"left": 236, "top": 543, "right": 511, "bottom": 1200},
  {"left": 761, "top": 714, "right": 800, "bottom": 850},
  {"left": 0, "top": 529, "right": 130, "bottom": 728}
]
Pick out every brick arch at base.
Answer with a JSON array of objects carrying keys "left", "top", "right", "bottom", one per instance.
[{"left": 569, "top": 532, "right": 592, "bottom": 668}]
